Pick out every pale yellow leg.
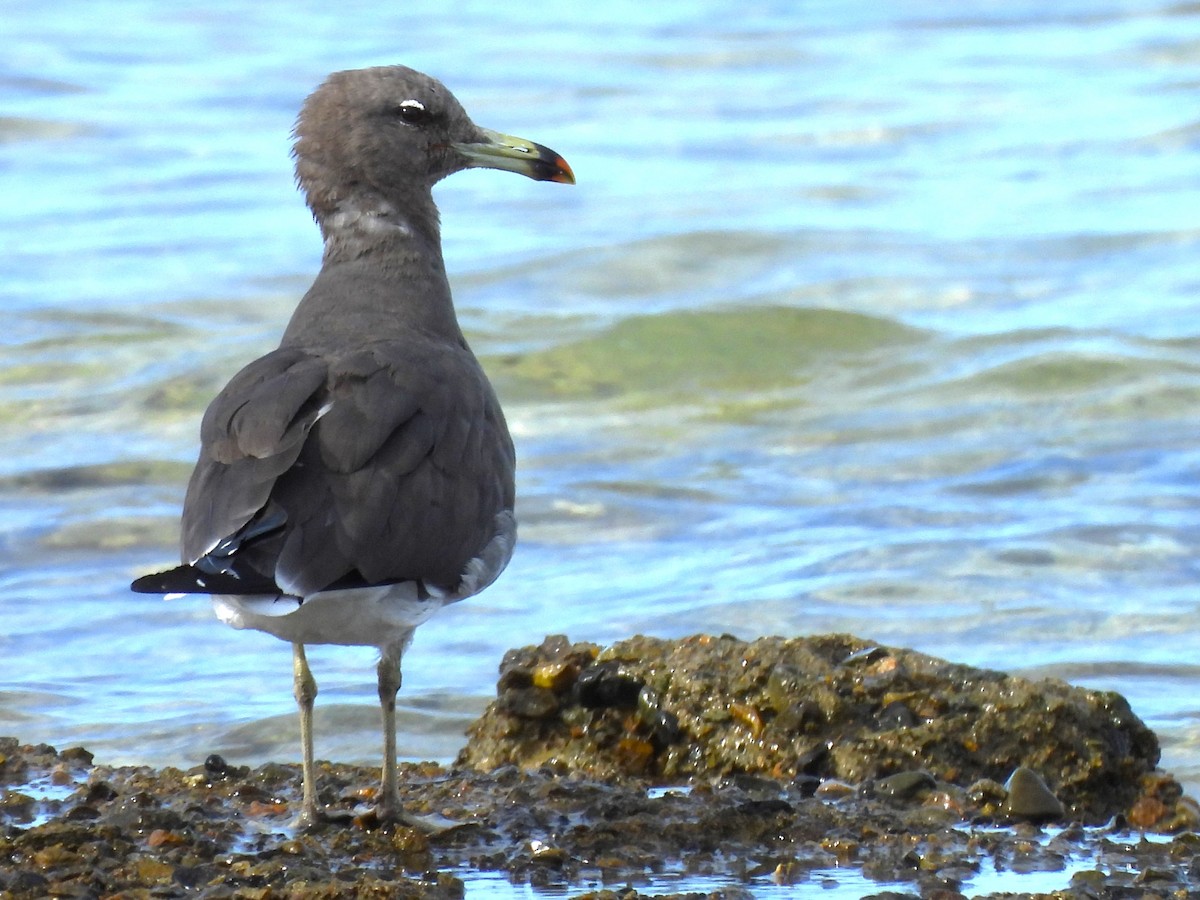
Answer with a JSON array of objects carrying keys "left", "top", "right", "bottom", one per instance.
[
  {"left": 374, "top": 644, "right": 457, "bottom": 832},
  {"left": 376, "top": 647, "right": 403, "bottom": 821},
  {"left": 292, "top": 642, "right": 322, "bottom": 828}
]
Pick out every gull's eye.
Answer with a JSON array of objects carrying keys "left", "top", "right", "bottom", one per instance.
[{"left": 393, "top": 99, "right": 429, "bottom": 125}]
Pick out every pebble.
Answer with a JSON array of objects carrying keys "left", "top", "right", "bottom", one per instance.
[
  {"left": 814, "top": 779, "right": 855, "bottom": 800},
  {"left": 532, "top": 661, "right": 578, "bottom": 692},
  {"left": 1002, "top": 766, "right": 1065, "bottom": 821},
  {"left": 873, "top": 770, "right": 936, "bottom": 802}
]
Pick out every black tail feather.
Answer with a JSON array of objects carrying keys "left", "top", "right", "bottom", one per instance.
[
  {"left": 131, "top": 564, "right": 403, "bottom": 596},
  {"left": 130, "top": 564, "right": 281, "bottom": 596}
]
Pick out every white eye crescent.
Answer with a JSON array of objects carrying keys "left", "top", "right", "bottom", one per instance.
[{"left": 394, "top": 99, "right": 428, "bottom": 124}]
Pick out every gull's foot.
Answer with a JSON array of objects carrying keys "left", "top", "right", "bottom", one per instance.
[
  {"left": 290, "top": 804, "right": 355, "bottom": 831},
  {"left": 291, "top": 805, "right": 324, "bottom": 831},
  {"left": 392, "top": 807, "right": 466, "bottom": 834},
  {"left": 363, "top": 795, "right": 466, "bottom": 834}
]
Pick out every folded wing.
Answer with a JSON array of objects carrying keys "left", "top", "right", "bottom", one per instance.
[{"left": 173, "top": 339, "right": 514, "bottom": 598}]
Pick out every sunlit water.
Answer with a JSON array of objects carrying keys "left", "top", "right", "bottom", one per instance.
[{"left": 3, "top": 1, "right": 1200, "bottom": 884}]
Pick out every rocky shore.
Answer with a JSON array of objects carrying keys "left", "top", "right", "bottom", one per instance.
[{"left": 1, "top": 634, "right": 1197, "bottom": 899}]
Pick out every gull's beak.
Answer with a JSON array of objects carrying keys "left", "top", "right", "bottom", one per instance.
[{"left": 454, "top": 128, "right": 575, "bottom": 184}]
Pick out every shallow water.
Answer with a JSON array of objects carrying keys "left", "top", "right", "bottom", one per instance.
[{"left": 2, "top": 0, "right": 1199, "bottom": 842}]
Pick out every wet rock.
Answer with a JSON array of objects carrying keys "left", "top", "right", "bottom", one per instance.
[
  {"left": 0, "top": 633, "right": 1196, "bottom": 897},
  {"left": 0, "top": 790, "right": 36, "bottom": 823},
  {"left": 459, "top": 633, "right": 1169, "bottom": 824},
  {"left": 59, "top": 747, "right": 93, "bottom": 766},
  {"left": 574, "top": 660, "right": 643, "bottom": 709},
  {"left": 0, "top": 735, "right": 1190, "bottom": 898},
  {"left": 533, "top": 661, "right": 580, "bottom": 692},
  {"left": 965, "top": 777, "right": 1007, "bottom": 815},
  {"left": 872, "top": 771, "right": 937, "bottom": 803},
  {"left": 204, "top": 752, "right": 229, "bottom": 776},
  {"left": 876, "top": 699, "right": 917, "bottom": 730},
  {"left": 814, "top": 779, "right": 855, "bottom": 800},
  {"left": 1002, "top": 766, "right": 1064, "bottom": 821},
  {"left": 501, "top": 686, "right": 560, "bottom": 719},
  {"left": 796, "top": 740, "right": 832, "bottom": 776}
]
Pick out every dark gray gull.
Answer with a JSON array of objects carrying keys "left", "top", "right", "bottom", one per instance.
[{"left": 132, "top": 65, "right": 574, "bottom": 829}]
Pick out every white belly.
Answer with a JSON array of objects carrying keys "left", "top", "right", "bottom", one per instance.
[
  {"left": 210, "top": 510, "right": 515, "bottom": 650},
  {"left": 212, "top": 582, "right": 444, "bottom": 648}
]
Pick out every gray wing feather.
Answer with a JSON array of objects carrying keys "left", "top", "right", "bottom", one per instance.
[
  {"left": 183, "top": 350, "right": 326, "bottom": 560},
  {"left": 316, "top": 347, "right": 424, "bottom": 473},
  {"left": 181, "top": 339, "right": 515, "bottom": 597},
  {"left": 201, "top": 350, "right": 327, "bottom": 463}
]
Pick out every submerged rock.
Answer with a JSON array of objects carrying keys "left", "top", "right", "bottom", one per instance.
[{"left": 458, "top": 633, "right": 1174, "bottom": 824}]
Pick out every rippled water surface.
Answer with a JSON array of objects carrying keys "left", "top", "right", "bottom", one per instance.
[{"left": 3, "top": 0, "right": 1199, "bottom": 842}]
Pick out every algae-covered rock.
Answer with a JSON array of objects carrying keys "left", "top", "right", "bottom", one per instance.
[
  {"left": 0, "top": 628, "right": 1197, "bottom": 900},
  {"left": 458, "top": 633, "right": 1170, "bottom": 824}
]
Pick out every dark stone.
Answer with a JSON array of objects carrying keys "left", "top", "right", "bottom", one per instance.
[
  {"left": 796, "top": 741, "right": 832, "bottom": 776},
  {"left": 574, "top": 661, "right": 643, "bottom": 709},
  {"left": 876, "top": 700, "right": 917, "bottom": 730},
  {"left": 500, "top": 687, "right": 559, "bottom": 720},
  {"left": 791, "top": 774, "right": 821, "bottom": 797},
  {"left": 872, "top": 771, "right": 937, "bottom": 803}
]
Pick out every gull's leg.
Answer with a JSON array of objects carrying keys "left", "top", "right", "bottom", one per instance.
[
  {"left": 374, "top": 641, "right": 459, "bottom": 832},
  {"left": 292, "top": 642, "right": 322, "bottom": 828},
  {"left": 376, "top": 644, "right": 404, "bottom": 821}
]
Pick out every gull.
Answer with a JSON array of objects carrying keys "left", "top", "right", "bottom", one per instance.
[{"left": 132, "top": 65, "right": 574, "bottom": 828}]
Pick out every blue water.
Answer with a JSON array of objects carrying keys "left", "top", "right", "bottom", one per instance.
[{"left": 2, "top": 0, "right": 1199, "bottom": 870}]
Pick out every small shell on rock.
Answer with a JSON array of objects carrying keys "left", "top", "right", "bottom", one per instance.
[
  {"left": 841, "top": 645, "right": 888, "bottom": 666},
  {"left": 815, "top": 779, "right": 854, "bottom": 800},
  {"left": 1003, "top": 766, "right": 1064, "bottom": 821}
]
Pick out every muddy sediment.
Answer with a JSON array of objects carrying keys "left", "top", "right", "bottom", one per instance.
[{"left": 0, "top": 633, "right": 1197, "bottom": 899}]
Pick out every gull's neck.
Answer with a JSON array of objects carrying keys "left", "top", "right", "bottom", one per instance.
[
  {"left": 317, "top": 187, "right": 443, "bottom": 266},
  {"left": 281, "top": 184, "right": 464, "bottom": 349}
]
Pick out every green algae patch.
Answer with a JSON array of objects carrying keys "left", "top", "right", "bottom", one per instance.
[{"left": 489, "top": 306, "right": 926, "bottom": 402}]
